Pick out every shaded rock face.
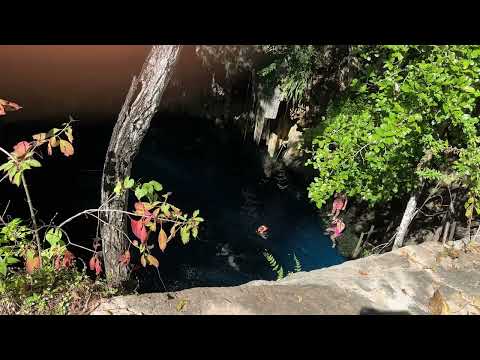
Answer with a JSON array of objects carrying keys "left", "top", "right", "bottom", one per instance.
[
  {"left": 92, "top": 241, "right": 480, "bottom": 315},
  {"left": 282, "top": 124, "right": 303, "bottom": 169},
  {"left": 157, "top": 46, "right": 353, "bottom": 178}
]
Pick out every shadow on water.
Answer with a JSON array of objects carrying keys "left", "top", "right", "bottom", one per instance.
[{"left": 132, "top": 115, "right": 345, "bottom": 292}]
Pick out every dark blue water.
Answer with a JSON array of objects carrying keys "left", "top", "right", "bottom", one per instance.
[
  {"left": 132, "top": 116, "right": 345, "bottom": 291},
  {"left": 0, "top": 116, "right": 344, "bottom": 292}
]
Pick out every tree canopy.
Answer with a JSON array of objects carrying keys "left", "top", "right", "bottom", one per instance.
[{"left": 303, "top": 45, "right": 480, "bottom": 219}]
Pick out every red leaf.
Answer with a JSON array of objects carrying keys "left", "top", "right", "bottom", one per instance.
[
  {"left": 119, "top": 250, "right": 131, "bottom": 266},
  {"left": 0, "top": 98, "right": 22, "bottom": 116},
  {"left": 131, "top": 218, "right": 148, "bottom": 243},
  {"left": 134, "top": 202, "right": 154, "bottom": 223},
  {"left": 54, "top": 256, "right": 62, "bottom": 271},
  {"left": 95, "top": 259, "right": 102, "bottom": 276},
  {"left": 63, "top": 250, "right": 75, "bottom": 268},
  {"left": 89, "top": 256, "right": 96, "bottom": 271},
  {"left": 13, "top": 141, "right": 31, "bottom": 158},
  {"left": 26, "top": 256, "right": 40, "bottom": 274},
  {"left": 6, "top": 102, "right": 21, "bottom": 111},
  {"left": 134, "top": 202, "right": 146, "bottom": 213},
  {"left": 94, "top": 258, "right": 102, "bottom": 275}
]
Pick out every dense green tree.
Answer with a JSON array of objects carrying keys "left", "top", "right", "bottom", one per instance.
[{"left": 305, "top": 45, "right": 480, "bottom": 245}]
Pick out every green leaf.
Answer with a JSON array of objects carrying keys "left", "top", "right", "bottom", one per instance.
[
  {"left": 113, "top": 181, "right": 122, "bottom": 195},
  {"left": 148, "top": 181, "right": 163, "bottom": 192},
  {"left": 123, "top": 177, "right": 134, "bottom": 189},
  {"left": 0, "top": 260, "right": 6, "bottom": 277},
  {"left": 135, "top": 187, "right": 148, "bottom": 201},
  {"left": 0, "top": 161, "right": 15, "bottom": 172},
  {"left": 45, "top": 228, "right": 63, "bottom": 247},
  {"left": 192, "top": 226, "right": 198, "bottom": 239},
  {"left": 51, "top": 128, "right": 60, "bottom": 135},
  {"left": 66, "top": 127, "right": 74, "bottom": 143},
  {"left": 13, "top": 171, "right": 22, "bottom": 187},
  {"left": 180, "top": 226, "right": 190, "bottom": 245},
  {"left": 25, "top": 159, "right": 42, "bottom": 168},
  {"left": 192, "top": 210, "right": 200, "bottom": 218},
  {"left": 7, "top": 166, "right": 17, "bottom": 181},
  {"left": 160, "top": 203, "right": 171, "bottom": 216},
  {"left": 6, "top": 257, "right": 19, "bottom": 265}
]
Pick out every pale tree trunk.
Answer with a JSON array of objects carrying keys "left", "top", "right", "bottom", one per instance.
[
  {"left": 100, "top": 45, "right": 181, "bottom": 287},
  {"left": 393, "top": 193, "right": 419, "bottom": 249}
]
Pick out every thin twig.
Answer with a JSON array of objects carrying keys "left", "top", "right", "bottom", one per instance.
[
  {"left": 84, "top": 212, "right": 134, "bottom": 247},
  {"left": 21, "top": 173, "right": 42, "bottom": 265},
  {"left": 0, "top": 146, "right": 15, "bottom": 161},
  {"left": 55, "top": 227, "right": 96, "bottom": 254},
  {"left": 155, "top": 266, "right": 168, "bottom": 292},
  {"left": 57, "top": 208, "right": 186, "bottom": 229},
  {"left": 95, "top": 193, "right": 116, "bottom": 238},
  {"left": 0, "top": 200, "right": 10, "bottom": 225}
]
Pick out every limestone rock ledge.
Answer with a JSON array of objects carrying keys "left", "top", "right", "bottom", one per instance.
[{"left": 91, "top": 241, "right": 480, "bottom": 315}]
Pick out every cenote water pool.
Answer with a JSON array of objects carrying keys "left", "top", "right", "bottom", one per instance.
[
  {"left": 0, "top": 116, "right": 345, "bottom": 293},
  {"left": 131, "top": 116, "right": 345, "bottom": 292}
]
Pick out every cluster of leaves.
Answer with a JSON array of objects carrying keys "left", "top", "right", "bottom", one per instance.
[
  {"left": 1, "top": 99, "right": 204, "bottom": 286},
  {"left": 306, "top": 45, "right": 480, "bottom": 220},
  {"left": 0, "top": 217, "right": 76, "bottom": 278},
  {"left": 0, "top": 119, "right": 74, "bottom": 186},
  {"left": 0, "top": 114, "right": 76, "bottom": 279},
  {"left": 113, "top": 177, "right": 204, "bottom": 272},
  {"left": 0, "top": 219, "right": 29, "bottom": 276},
  {"left": 259, "top": 45, "right": 354, "bottom": 109},
  {"left": 259, "top": 45, "right": 320, "bottom": 106}
]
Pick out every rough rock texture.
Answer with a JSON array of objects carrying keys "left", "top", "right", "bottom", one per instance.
[
  {"left": 282, "top": 124, "right": 303, "bottom": 168},
  {"left": 91, "top": 241, "right": 480, "bottom": 315}
]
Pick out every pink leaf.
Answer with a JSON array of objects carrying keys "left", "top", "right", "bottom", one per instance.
[
  {"left": 131, "top": 218, "right": 148, "bottom": 243},
  {"left": 13, "top": 141, "right": 31, "bottom": 158}
]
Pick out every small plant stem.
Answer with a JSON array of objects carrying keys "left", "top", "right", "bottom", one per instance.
[{"left": 21, "top": 173, "right": 42, "bottom": 266}]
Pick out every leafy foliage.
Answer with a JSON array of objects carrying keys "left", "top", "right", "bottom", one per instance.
[
  {"left": 0, "top": 119, "right": 75, "bottom": 187},
  {"left": 259, "top": 45, "right": 319, "bottom": 106},
  {"left": 0, "top": 265, "right": 115, "bottom": 315},
  {"left": 0, "top": 100, "right": 204, "bottom": 285},
  {"left": 111, "top": 177, "right": 204, "bottom": 273},
  {"left": 306, "top": 45, "right": 480, "bottom": 219}
]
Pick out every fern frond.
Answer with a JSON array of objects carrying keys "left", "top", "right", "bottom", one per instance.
[
  {"left": 293, "top": 252, "right": 302, "bottom": 273},
  {"left": 263, "top": 250, "right": 284, "bottom": 280}
]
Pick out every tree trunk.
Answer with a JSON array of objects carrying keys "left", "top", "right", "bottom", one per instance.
[
  {"left": 352, "top": 232, "right": 365, "bottom": 259},
  {"left": 100, "top": 45, "right": 181, "bottom": 287},
  {"left": 393, "top": 193, "right": 419, "bottom": 249}
]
